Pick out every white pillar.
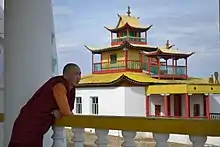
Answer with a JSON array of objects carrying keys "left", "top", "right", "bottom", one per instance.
[{"left": 4, "top": 0, "right": 55, "bottom": 146}]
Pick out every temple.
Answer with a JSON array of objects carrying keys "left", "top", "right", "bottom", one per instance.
[
  {"left": 81, "top": 6, "right": 220, "bottom": 119},
  {"left": 85, "top": 6, "right": 194, "bottom": 79},
  {"left": 77, "top": 6, "right": 220, "bottom": 144}
]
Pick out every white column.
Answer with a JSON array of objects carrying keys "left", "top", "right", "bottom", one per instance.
[
  {"left": 4, "top": 0, "right": 55, "bottom": 146},
  {"left": 51, "top": 127, "right": 66, "bottom": 147},
  {"left": 72, "top": 128, "right": 85, "bottom": 147},
  {"left": 95, "top": 129, "right": 109, "bottom": 147},
  {"left": 153, "top": 133, "right": 169, "bottom": 147},
  {"left": 189, "top": 135, "right": 207, "bottom": 147},
  {"left": 121, "top": 131, "right": 137, "bottom": 147}
]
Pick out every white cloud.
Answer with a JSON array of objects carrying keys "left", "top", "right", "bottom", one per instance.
[{"left": 56, "top": 37, "right": 80, "bottom": 51}]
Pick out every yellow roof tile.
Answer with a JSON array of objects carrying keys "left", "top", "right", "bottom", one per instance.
[
  {"left": 142, "top": 47, "right": 194, "bottom": 56},
  {"left": 106, "top": 15, "right": 151, "bottom": 30},
  {"left": 85, "top": 42, "right": 157, "bottom": 53},
  {"left": 79, "top": 72, "right": 210, "bottom": 86},
  {"left": 117, "top": 15, "right": 149, "bottom": 29},
  {"left": 158, "top": 47, "right": 194, "bottom": 55}
]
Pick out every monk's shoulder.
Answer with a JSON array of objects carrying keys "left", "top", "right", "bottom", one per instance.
[{"left": 53, "top": 83, "right": 67, "bottom": 93}]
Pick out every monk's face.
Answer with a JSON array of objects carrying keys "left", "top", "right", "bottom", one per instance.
[{"left": 67, "top": 66, "right": 81, "bottom": 87}]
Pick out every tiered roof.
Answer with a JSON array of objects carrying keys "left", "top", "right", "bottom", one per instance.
[
  {"left": 105, "top": 6, "right": 152, "bottom": 32},
  {"left": 142, "top": 45, "right": 195, "bottom": 59},
  {"left": 80, "top": 6, "right": 220, "bottom": 90},
  {"left": 78, "top": 72, "right": 210, "bottom": 86},
  {"left": 85, "top": 41, "right": 157, "bottom": 53}
]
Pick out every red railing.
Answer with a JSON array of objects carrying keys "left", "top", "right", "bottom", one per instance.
[
  {"left": 93, "top": 60, "right": 187, "bottom": 79},
  {"left": 111, "top": 36, "right": 147, "bottom": 45},
  {"left": 93, "top": 60, "right": 143, "bottom": 74}
]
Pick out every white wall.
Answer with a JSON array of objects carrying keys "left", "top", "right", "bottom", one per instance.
[
  {"left": 125, "top": 87, "right": 146, "bottom": 117},
  {"left": 150, "top": 94, "right": 165, "bottom": 116},
  {"left": 76, "top": 87, "right": 126, "bottom": 116},
  {"left": 76, "top": 86, "right": 126, "bottom": 136},
  {"left": 206, "top": 94, "right": 220, "bottom": 146},
  {"left": 210, "top": 94, "right": 220, "bottom": 113},
  {"left": 188, "top": 94, "right": 204, "bottom": 117}
]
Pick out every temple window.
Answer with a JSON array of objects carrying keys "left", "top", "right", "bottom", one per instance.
[
  {"left": 129, "top": 31, "right": 136, "bottom": 37},
  {"left": 75, "top": 97, "right": 82, "bottom": 114},
  {"left": 91, "top": 96, "right": 99, "bottom": 115},
  {"left": 110, "top": 54, "right": 117, "bottom": 64}
]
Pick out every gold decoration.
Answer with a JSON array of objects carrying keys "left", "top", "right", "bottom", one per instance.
[
  {"left": 209, "top": 74, "right": 214, "bottom": 84},
  {"left": 214, "top": 72, "right": 219, "bottom": 84}
]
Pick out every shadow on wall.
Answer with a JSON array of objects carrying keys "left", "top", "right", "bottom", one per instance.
[{"left": 210, "top": 94, "right": 220, "bottom": 113}]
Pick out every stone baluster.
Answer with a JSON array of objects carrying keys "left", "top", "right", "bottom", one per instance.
[
  {"left": 72, "top": 128, "right": 85, "bottom": 147},
  {"left": 121, "top": 131, "right": 137, "bottom": 147},
  {"left": 51, "top": 126, "right": 66, "bottom": 147},
  {"left": 189, "top": 135, "right": 207, "bottom": 147},
  {"left": 153, "top": 133, "right": 169, "bottom": 147},
  {"left": 95, "top": 129, "right": 109, "bottom": 147}
]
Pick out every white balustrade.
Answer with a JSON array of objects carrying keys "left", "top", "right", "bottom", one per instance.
[
  {"left": 189, "top": 135, "right": 207, "bottom": 147},
  {"left": 51, "top": 126, "right": 66, "bottom": 147},
  {"left": 51, "top": 128, "right": 212, "bottom": 147},
  {"left": 51, "top": 115, "right": 219, "bottom": 147},
  {"left": 72, "top": 128, "right": 84, "bottom": 147},
  {"left": 153, "top": 133, "right": 169, "bottom": 147},
  {"left": 95, "top": 129, "right": 109, "bottom": 147},
  {"left": 121, "top": 131, "right": 137, "bottom": 147}
]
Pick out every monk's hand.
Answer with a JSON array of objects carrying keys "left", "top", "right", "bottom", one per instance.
[{"left": 51, "top": 110, "right": 61, "bottom": 119}]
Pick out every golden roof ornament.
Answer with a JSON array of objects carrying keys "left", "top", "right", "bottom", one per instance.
[
  {"left": 209, "top": 74, "right": 214, "bottom": 84},
  {"left": 165, "top": 40, "right": 170, "bottom": 49},
  {"left": 127, "top": 5, "right": 131, "bottom": 17},
  {"left": 165, "top": 40, "right": 175, "bottom": 49},
  {"left": 214, "top": 71, "right": 219, "bottom": 84}
]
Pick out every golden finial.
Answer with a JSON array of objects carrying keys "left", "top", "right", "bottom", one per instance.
[
  {"left": 214, "top": 71, "right": 219, "bottom": 84},
  {"left": 209, "top": 74, "right": 214, "bottom": 84},
  {"left": 127, "top": 5, "right": 131, "bottom": 16},
  {"left": 165, "top": 40, "right": 170, "bottom": 49},
  {"left": 165, "top": 40, "right": 175, "bottom": 49}
]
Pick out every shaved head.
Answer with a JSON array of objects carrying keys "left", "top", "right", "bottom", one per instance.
[
  {"left": 62, "top": 63, "right": 81, "bottom": 87},
  {"left": 63, "top": 63, "right": 79, "bottom": 75}
]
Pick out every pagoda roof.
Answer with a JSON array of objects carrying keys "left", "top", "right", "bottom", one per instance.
[
  {"left": 142, "top": 46, "right": 195, "bottom": 59},
  {"left": 105, "top": 14, "right": 152, "bottom": 32},
  {"left": 85, "top": 41, "right": 157, "bottom": 53},
  {"left": 78, "top": 71, "right": 211, "bottom": 87}
]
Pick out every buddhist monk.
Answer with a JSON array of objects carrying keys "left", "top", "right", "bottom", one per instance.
[{"left": 8, "top": 63, "right": 81, "bottom": 147}]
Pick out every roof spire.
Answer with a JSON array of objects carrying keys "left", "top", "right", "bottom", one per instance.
[
  {"left": 165, "top": 40, "right": 175, "bottom": 49},
  {"left": 165, "top": 40, "right": 170, "bottom": 48},
  {"left": 127, "top": 5, "right": 131, "bottom": 16}
]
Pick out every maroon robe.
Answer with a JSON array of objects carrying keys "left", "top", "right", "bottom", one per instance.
[{"left": 8, "top": 76, "right": 75, "bottom": 147}]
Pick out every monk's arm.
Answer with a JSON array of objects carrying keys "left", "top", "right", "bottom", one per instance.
[{"left": 52, "top": 83, "right": 72, "bottom": 116}]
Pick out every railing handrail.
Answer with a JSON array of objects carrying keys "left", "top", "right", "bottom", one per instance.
[
  {"left": 112, "top": 36, "right": 145, "bottom": 39},
  {"left": 210, "top": 112, "right": 220, "bottom": 115},
  {"left": 55, "top": 115, "right": 220, "bottom": 136},
  {"left": 94, "top": 59, "right": 140, "bottom": 64},
  {"left": 94, "top": 60, "right": 186, "bottom": 68}
]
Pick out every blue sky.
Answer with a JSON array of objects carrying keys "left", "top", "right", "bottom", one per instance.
[{"left": 52, "top": 0, "right": 220, "bottom": 77}]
